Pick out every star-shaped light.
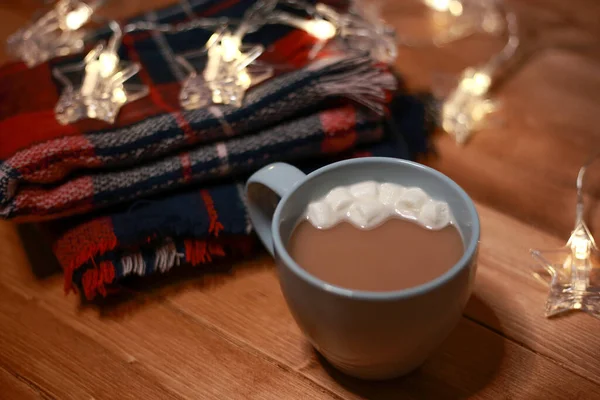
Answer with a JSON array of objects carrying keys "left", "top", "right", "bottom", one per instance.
[
  {"left": 423, "top": 0, "right": 505, "bottom": 46},
  {"left": 440, "top": 66, "right": 497, "bottom": 144},
  {"left": 177, "top": 29, "right": 272, "bottom": 109},
  {"left": 439, "top": 7, "right": 519, "bottom": 144},
  {"left": 6, "top": 0, "right": 99, "bottom": 67},
  {"left": 314, "top": 1, "right": 397, "bottom": 64},
  {"left": 54, "top": 23, "right": 148, "bottom": 124},
  {"left": 530, "top": 155, "right": 600, "bottom": 318},
  {"left": 531, "top": 221, "right": 600, "bottom": 318},
  {"left": 176, "top": 0, "right": 279, "bottom": 110}
]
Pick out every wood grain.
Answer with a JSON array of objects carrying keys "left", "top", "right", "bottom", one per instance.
[
  {"left": 3, "top": 209, "right": 600, "bottom": 399},
  {"left": 1, "top": 0, "right": 600, "bottom": 398},
  {"left": 300, "top": 318, "right": 600, "bottom": 400},
  {"left": 0, "top": 365, "right": 45, "bottom": 400},
  {"left": 0, "top": 227, "right": 336, "bottom": 400}
]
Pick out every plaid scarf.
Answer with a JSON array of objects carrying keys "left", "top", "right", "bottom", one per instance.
[
  {"left": 46, "top": 93, "right": 433, "bottom": 300},
  {"left": 0, "top": 0, "right": 434, "bottom": 300},
  {"left": 0, "top": 0, "right": 393, "bottom": 221}
]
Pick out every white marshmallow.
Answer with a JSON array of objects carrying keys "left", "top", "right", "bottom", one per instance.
[
  {"left": 306, "top": 201, "right": 333, "bottom": 228},
  {"left": 378, "top": 183, "right": 405, "bottom": 207},
  {"left": 304, "top": 181, "right": 454, "bottom": 231},
  {"left": 419, "top": 200, "right": 452, "bottom": 229},
  {"left": 325, "top": 187, "right": 353, "bottom": 212},
  {"left": 395, "top": 187, "right": 428, "bottom": 217},
  {"left": 346, "top": 200, "right": 384, "bottom": 228},
  {"left": 349, "top": 181, "right": 378, "bottom": 199}
]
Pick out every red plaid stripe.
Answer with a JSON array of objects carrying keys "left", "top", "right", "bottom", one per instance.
[{"left": 320, "top": 105, "right": 358, "bottom": 153}]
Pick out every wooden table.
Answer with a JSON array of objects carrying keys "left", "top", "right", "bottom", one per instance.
[{"left": 1, "top": 1, "right": 600, "bottom": 398}]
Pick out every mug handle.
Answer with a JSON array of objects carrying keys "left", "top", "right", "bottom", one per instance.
[{"left": 246, "top": 163, "right": 306, "bottom": 256}]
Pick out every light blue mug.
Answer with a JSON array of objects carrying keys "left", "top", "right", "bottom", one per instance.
[{"left": 246, "top": 157, "right": 480, "bottom": 379}]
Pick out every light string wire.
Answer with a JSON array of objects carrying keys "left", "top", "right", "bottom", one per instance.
[
  {"left": 47, "top": 0, "right": 339, "bottom": 121},
  {"left": 10, "top": 0, "right": 337, "bottom": 68},
  {"left": 575, "top": 151, "right": 600, "bottom": 228},
  {"left": 438, "top": 0, "right": 520, "bottom": 144}
]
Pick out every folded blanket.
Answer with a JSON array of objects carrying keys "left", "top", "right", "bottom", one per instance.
[
  {"left": 0, "top": 0, "right": 394, "bottom": 220},
  {"left": 46, "top": 93, "right": 433, "bottom": 300}
]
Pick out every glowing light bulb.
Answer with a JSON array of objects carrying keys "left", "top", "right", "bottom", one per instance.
[
  {"left": 448, "top": 0, "right": 464, "bottom": 17},
  {"left": 221, "top": 35, "right": 241, "bottom": 63},
  {"left": 425, "top": 0, "right": 451, "bottom": 12},
  {"left": 99, "top": 52, "right": 118, "bottom": 78},
  {"left": 305, "top": 19, "right": 336, "bottom": 40},
  {"left": 570, "top": 232, "right": 592, "bottom": 260},
  {"left": 237, "top": 70, "right": 252, "bottom": 88},
  {"left": 81, "top": 60, "right": 101, "bottom": 97},
  {"left": 112, "top": 87, "right": 127, "bottom": 104},
  {"left": 64, "top": 5, "right": 93, "bottom": 31},
  {"left": 441, "top": 67, "right": 495, "bottom": 143},
  {"left": 472, "top": 71, "right": 491, "bottom": 94},
  {"left": 424, "top": 0, "right": 463, "bottom": 15}
]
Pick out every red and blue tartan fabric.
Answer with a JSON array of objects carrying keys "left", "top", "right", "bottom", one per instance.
[
  {"left": 47, "top": 94, "right": 433, "bottom": 300},
  {"left": 0, "top": 0, "right": 393, "bottom": 221},
  {"left": 0, "top": 0, "right": 434, "bottom": 299}
]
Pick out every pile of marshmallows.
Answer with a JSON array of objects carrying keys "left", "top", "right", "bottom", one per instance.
[{"left": 305, "top": 181, "right": 453, "bottom": 230}]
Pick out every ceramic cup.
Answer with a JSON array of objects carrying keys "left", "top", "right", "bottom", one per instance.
[{"left": 245, "top": 157, "right": 480, "bottom": 380}]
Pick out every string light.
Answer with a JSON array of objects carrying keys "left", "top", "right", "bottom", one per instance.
[
  {"left": 3, "top": 0, "right": 401, "bottom": 119},
  {"left": 314, "top": 1, "right": 397, "bottom": 64},
  {"left": 268, "top": 11, "right": 336, "bottom": 41},
  {"left": 176, "top": 0, "right": 277, "bottom": 110},
  {"left": 440, "top": 3, "right": 519, "bottom": 144},
  {"left": 61, "top": 1, "right": 95, "bottom": 31},
  {"left": 6, "top": 0, "right": 103, "bottom": 67},
  {"left": 53, "top": 21, "right": 149, "bottom": 124},
  {"left": 531, "top": 152, "right": 600, "bottom": 318},
  {"left": 420, "top": 0, "right": 505, "bottom": 46},
  {"left": 425, "top": 0, "right": 463, "bottom": 16}
]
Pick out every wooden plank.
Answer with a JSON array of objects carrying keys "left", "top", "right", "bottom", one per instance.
[
  {"left": 4, "top": 216, "right": 600, "bottom": 398},
  {"left": 0, "top": 226, "right": 338, "bottom": 400},
  {"left": 0, "top": 0, "right": 599, "bottom": 398},
  {"left": 168, "top": 257, "right": 600, "bottom": 399},
  {"left": 299, "top": 318, "right": 600, "bottom": 400},
  {"left": 0, "top": 365, "right": 45, "bottom": 400},
  {"left": 164, "top": 206, "right": 600, "bottom": 387},
  {"left": 464, "top": 204, "right": 600, "bottom": 384},
  {"left": 0, "top": 288, "right": 181, "bottom": 400},
  {"left": 167, "top": 251, "right": 600, "bottom": 398}
]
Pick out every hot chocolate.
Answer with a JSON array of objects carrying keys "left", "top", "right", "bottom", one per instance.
[{"left": 287, "top": 182, "right": 464, "bottom": 291}]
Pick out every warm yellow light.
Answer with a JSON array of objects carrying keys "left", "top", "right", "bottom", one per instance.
[
  {"left": 424, "top": 0, "right": 451, "bottom": 12},
  {"left": 305, "top": 19, "right": 336, "bottom": 40},
  {"left": 237, "top": 70, "right": 252, "bottom": 88},
  {"left": 81, "top": 60, "right": 101, "bottom": 97},
  {"left": 112, "top": 87, "right": 127, "bottom": 104},
  {"left": 220, "top": 35, "right": 241, "bottom": 63},
  {"left": 473, "top": 72, "right": 491, "bottom": 92},
  {"left": 99, "top": 52, "right": 118, "bottom": 78},
  {"left": 571, "top": 235, "right": 591, "bottom": 260},
  {"left": 459, "top": 69, "right": 492, "bottom": 96},
  {"left": 448, "top": 0, "right": 463, "bottom": 16},
  {"left": 64, "top": 6, "right": 92, "bottom": 31}
]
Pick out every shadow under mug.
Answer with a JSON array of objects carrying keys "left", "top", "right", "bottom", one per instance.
[{"left": 246, "top": 157, "right": 480, "bottom": 380}]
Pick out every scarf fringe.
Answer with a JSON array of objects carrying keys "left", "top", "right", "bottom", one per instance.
[
  {"left": 62, "top": 228, "right": 118, "bottom": 294},
  {"left": 78, "top": 238, "right": 232, "bottom": 300},
  {"left": 317, "top": 55, "right": 397, "bottom": 114}
]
